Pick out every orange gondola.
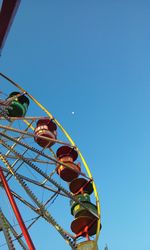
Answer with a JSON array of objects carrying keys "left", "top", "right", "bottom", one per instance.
[
  {"left": 56, "top": 146, "right": 81, "bottom": 182},
  {"left": 34, "top": 118, "right": 57, "bottom": 148}
]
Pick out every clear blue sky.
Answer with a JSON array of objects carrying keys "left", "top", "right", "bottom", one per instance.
[{"left": 1, "top": 1, "right": 150, "bottom": 250}]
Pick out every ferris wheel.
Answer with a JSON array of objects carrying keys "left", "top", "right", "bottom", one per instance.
[{"left": 0, "top": 72, "right": 101, "bottom": 250}]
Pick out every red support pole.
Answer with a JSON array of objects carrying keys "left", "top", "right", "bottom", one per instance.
[
  {"left": 0, "top": 0, "right": 21, "bottom": 52},
  {"left": 0, "top": 167, "right": 35, "bottom": 250}
]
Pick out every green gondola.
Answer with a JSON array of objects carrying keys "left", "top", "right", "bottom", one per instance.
[{"left": 7, "top": 92, "right": 29, "bottom": 117}]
